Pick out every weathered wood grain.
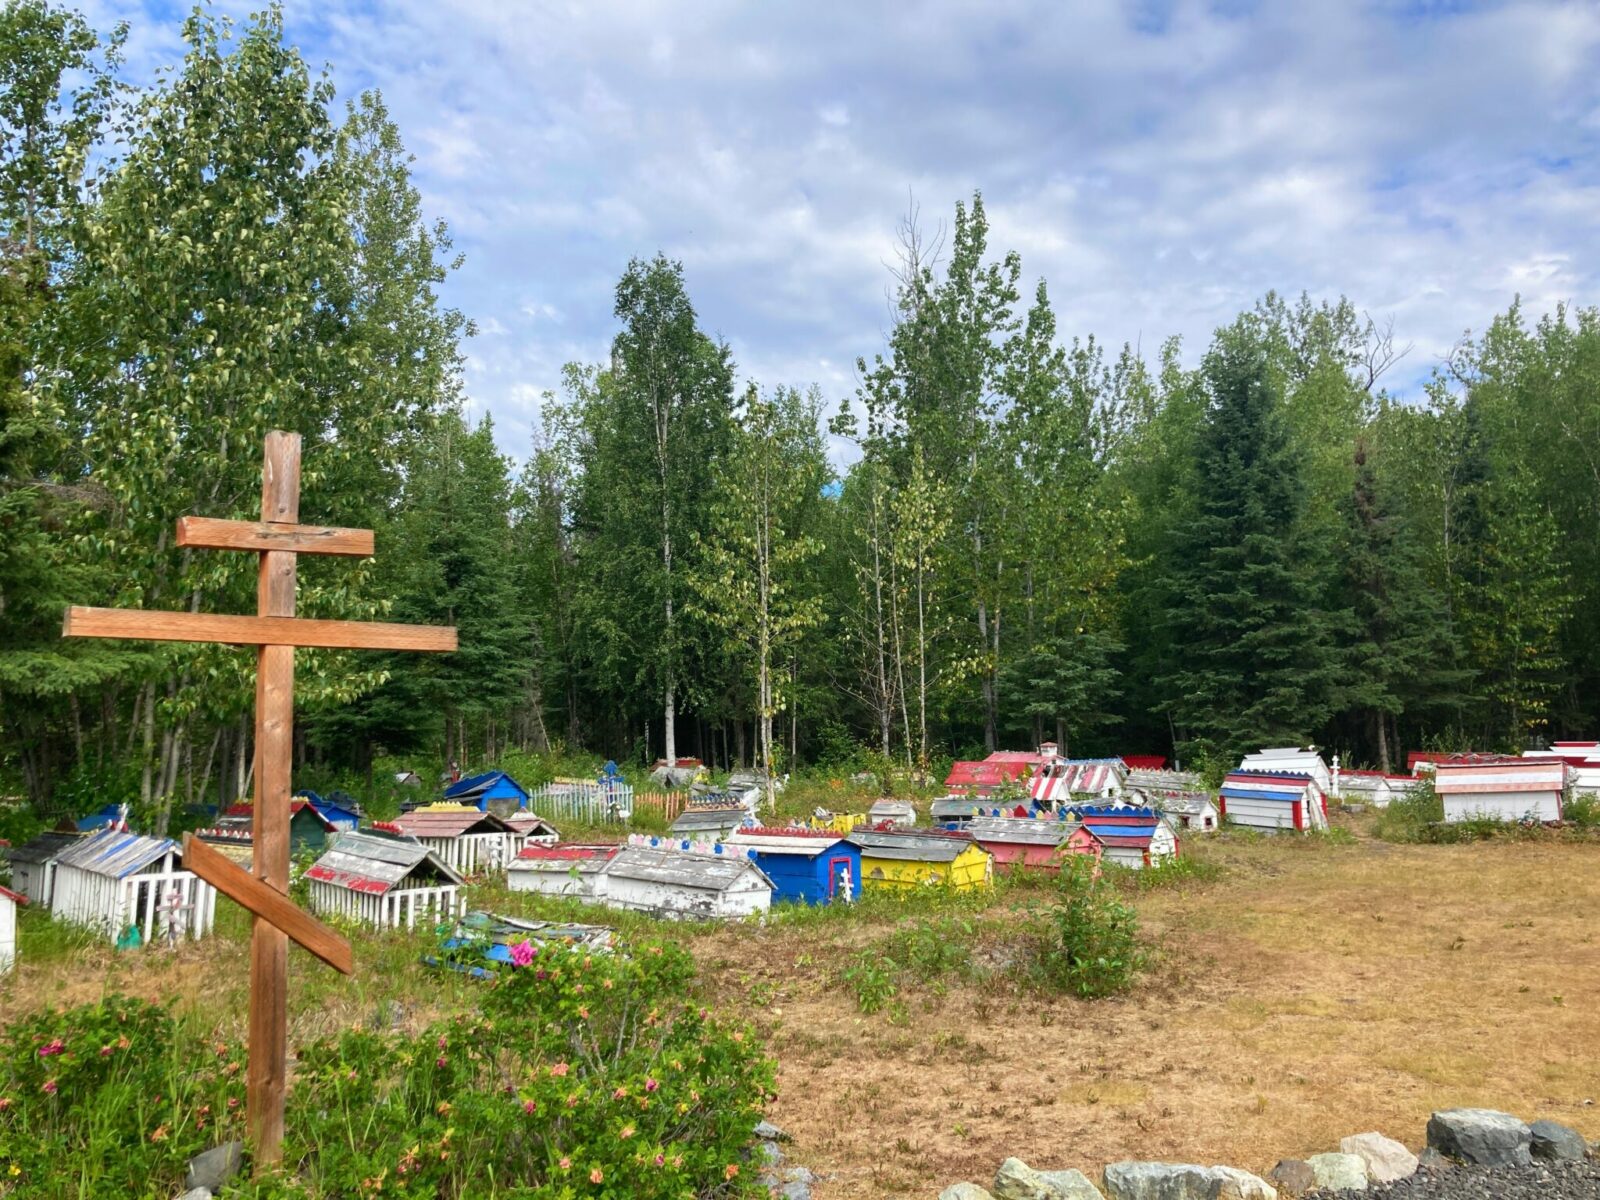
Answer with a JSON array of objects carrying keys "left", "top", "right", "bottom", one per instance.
[
  {"left": 62, "top": 607, "right": 458, "bottom": 652},
  {"left": 176, "top": 515, "right": 375, "bottom": 557}
]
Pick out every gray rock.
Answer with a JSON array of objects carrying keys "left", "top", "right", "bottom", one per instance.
[
  {"left": 778, "top": 1181, "right": 811, "bottom": 1200},
  {"left": 1530, "top": 1119, "right": 1589, "bottom": 1162},
  {"left": 1103, "top": 1161, "right": 1222, "bottom": 1200},
  {"left": 782, "top": 1166, "right": 817, "bottom": 1185},
  {"left": 1209, "top": 1166, "right": 1276, "bottom": 1200},
  {"left": 176, "top": 1190, "right": 212, "bottom": 1200},
  {"left": 184, "top": 1142, "right": 244, "bottom": 1192},
  {"left": 1415, "top": 1148, "right": 1451, "bottom": 1172},
  {"left": 1305, "top": 1153, "right": 1367, "bottom": 1192},
  {"left": 1039, "top": 1169, "right": 1106, "bottom": 1200},
  {"left": 1269, "top": 1161, "right": 1316, "bottom": 1196},
  {"left": 1426, "top": 1108, "right": 1533, "bottom": 1167},
  {"left": 753, "top": 1119, "right": 791, "bottom": 1143},
  {"left": 941, "top": 1185, "right": 998, "bottom": 1200},
  {"left": 997, "top": 1158, "right": 1102, "bottom": 1200},
  {"left": 1338, "top": 1133, "right": 1418, "bottom": 1183},
  {"left": 755, "top": 1140, "right": 785, "bottom": 1167}
]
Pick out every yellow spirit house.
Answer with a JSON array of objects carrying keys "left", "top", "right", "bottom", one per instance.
[{"left": 845, "top": 827, "right": 992, "bottom": 892}]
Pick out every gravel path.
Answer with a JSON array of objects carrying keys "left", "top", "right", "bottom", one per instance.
[{"left": 1312, "top": 1161, "right": 1600, "bottom": 1199}]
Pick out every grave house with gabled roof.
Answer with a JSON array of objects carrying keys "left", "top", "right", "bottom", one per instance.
[
  {"left": 305, "top": 829, "right": 465, "bottom": 929},
  {"left": 1435, "top": 756, "right": 1566, "bottom": 824},
  {"left": 224, "top": 799, "right": 338, "bottom": 853},
  {"left": 504, "top": 812, "right": 560, "bottom": 852},
  {"left": 506, "top": 844, "right": 620, "bottom": 899},
  {"left": 378, "top": 805, "right": 518, "bottom": 875},
  {"left": 721, "top": 826, "right": 862, "bottom": 903},
  {"left": 51, "top": 827, "right": 217, "bottom": 944},
  {"left": 595, "top": 845, "right": 773, "bottom": 920},
  {"left": 669, "top": 802, "right": 752, "bottom": 840},
  {"left": 1219, "top": 768, "right": 1329, "bottom": 832},
  {"left": 1523, "top": 743, "right": 1600, "bottom": 797},
  {"left": 442, "top": 770, "right": 530, "bottom": 811},
  {"left": 0, "top": 883, "right": 24, "bottom": 975},
  {"left": 1071, "top": 805, "right": 1178, "bottom": 869},
  {"left": 965, "top": 816, "right": 1079, "bottom": 871},
  {"left": 3, "top": 829, "right": 83, "bottom": 907},
  {"left": 845, "top": 826, "right": 992, "bottom": 892}
]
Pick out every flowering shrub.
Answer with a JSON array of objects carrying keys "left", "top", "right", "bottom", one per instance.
[
  {"left": 259, "top": 937, "right": 772, "bottom": 1199},
  {"left": 0, "top": 996, "right": 246, "bottom": 1197}
]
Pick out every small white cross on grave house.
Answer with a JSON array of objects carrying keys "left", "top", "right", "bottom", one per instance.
[
  {"left": 160, "top": 883, "right": 192, "bottom": 951},
  {"left": 61, "top": 431, "right": 456, "bottom": 1168}
]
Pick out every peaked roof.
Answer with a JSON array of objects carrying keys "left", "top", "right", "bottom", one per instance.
[
  {"left": 966, "top": 817, "right": 1076, "bottom": 846},
  {"left": 55, "top": 828, "right": 179, "bottom": 879},
  {"left": 225, "top": 800, "right": 337, "bottom": 831},
  {"left": 379, "top": 808, "right": 515, "bottom": 839},
  {"left": 305, "top": 830, "right": 465, "bottom": 894},
  {"left": 443, "top": 770, "right": 528, "bottom": 801},
  {"left": 1121, "top": 755, "right": 1168, "bottom": 770},
  {"left": 846, "top": 827, "right": 979, "bottom": 862},
  {"left": 4, "top": 830, "right": 83, "bottom": 865},
  {"left": 603, "top": 846, "right": 772, "bottom": 892}
]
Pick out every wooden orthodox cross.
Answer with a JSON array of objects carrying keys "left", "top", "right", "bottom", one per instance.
[{"left": 62, "top": 431, "right": 457, "bottom": 1166}]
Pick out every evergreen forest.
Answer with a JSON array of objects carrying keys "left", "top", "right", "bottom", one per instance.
[{"left": 4, "top": 4, "right": 1599, "bottom": 827}]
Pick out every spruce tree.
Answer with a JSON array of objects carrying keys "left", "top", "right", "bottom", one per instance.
[
  {"left": 1334, "top": 440, "right": 1469, "bottom": 771},
  {"left": 1161, "top": 323, "right": 1344, "bottom": 766}
]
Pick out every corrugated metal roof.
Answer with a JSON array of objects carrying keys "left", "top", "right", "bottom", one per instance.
[
  {"left": 444, "top": 770, "right": 528, "bottom": 802},
  {"left": 966, "top": 817, "right": 1075, "bottom": 846},
  {"left": 1435, "top": 760, "right": 1566, "bottom": 794},
  {"left": 724, "top": 829, "right": 847, "bottom": 855},
  {"left": 305, "top": 830, "right": 465, "bottom": 895},
  {"left": 945, "top": 760, "right": 1029, "bottom": 791},
  {"left": 868, "top": 800, "right": 918, "bottom": 822},
  {"left": 55, "top": 828, "right": 179, "bottom": 879},
  {"left": 1124, "top": 769, "right": 1205, "bottom": 793},
  {"left": 669, "top": 807, "right": 749, "bottom": 834},
  {"left": 603, "top": 846, "right": 771, "bottom": 892},
  {"left": 383, "top": 809, "right": 514, "bottom": 839},
  {"left": 4, "top": 830, "right": 83, "bottom": 866},
  {"left": 505, "top": 814, "right": 559, "bottom": 838},
  {"left": 846, "top": 828, "right": 976, "bottom": 862}
]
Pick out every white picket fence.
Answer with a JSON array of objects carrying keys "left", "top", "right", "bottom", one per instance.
[
  {"left": 528, "top": 780, "right": 634, "bottom": 823},
  {"left": 308, "top": 880, "right": 462, "bottom": 930},
  {"left": 52, "top": 866, "right": 217, "bottom": 945}
]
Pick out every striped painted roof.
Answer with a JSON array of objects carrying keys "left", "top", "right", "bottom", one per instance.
[{"left": 1434, "top": 758, "right": 1566, "bottom": 794}]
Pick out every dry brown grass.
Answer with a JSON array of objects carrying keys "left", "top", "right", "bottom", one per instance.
[
  {"left": 4, "top": 830, "right": 1598, "bottom": 1197},
  {"left": 696, "top": 832, "right": 1600, "bottom": 1195}
]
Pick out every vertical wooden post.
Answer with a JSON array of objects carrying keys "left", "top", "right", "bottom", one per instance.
[{"left": 248, "top": 431, "right": 300, "bottom": 1165}]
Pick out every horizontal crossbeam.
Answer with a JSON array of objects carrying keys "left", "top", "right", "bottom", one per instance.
[
  {"left": 182, "top": 835, "right": 353, "bottom": 974},
  {"left": 177, "top": 516, "right": 375, "bottom": 557},
  {"left": 63, "top": 606, "right": 458, "bottom": 652}
]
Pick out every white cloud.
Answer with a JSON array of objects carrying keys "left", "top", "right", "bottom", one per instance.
[{"left": 101, "top": 0, "right": 1600, "bottom": 464}]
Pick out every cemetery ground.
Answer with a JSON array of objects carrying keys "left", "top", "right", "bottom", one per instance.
[{"left": 5, "top": 822, "right": 1599, "bottom": 1197}]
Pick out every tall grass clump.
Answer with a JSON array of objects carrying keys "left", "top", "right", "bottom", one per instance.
[{"left": 1032, "top": 856, "right": 1145, "bottom": 999}]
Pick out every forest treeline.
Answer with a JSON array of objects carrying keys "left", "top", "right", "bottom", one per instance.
[{"left": 2, "top": 5, "right": 1598, "bottom": 825}]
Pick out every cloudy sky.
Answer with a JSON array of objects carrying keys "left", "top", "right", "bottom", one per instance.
[{"left": 91, "top": 0, "right": 1600, "bottom": 462}]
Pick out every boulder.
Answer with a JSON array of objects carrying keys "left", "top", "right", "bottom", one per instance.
[
  {"left": 1415, "top": 1148, "right": 1451, "bottom": 1172},
  {"left": 996, "top": 1158, "right": 1103, "bottom": 1200},
  {"left": 1268, "top": 1161, "right": 1316, "bottom": 1196},
  {"left": 177, "top": 1191, "right": 212, "bottom": 1200},
  {"left": 184, "top": 1142, "right": 244, "bottom": 1192},
  {"left": 1039, "top": 1169, "right": 1106, "bottom": 1200},
  {"left": 1210, "top": 1166, "right": 1276, "bottom": 1200},
  {"left": 1102, "top": 1162, "right": 1222, "bottom": 1200},
  {"left": 1338, "top": 1133, "right": 1418, "bottom": 1183},
  {"left": 1425, "top": 1108, "right": 1532, "bottom": 1167},
  {"left": 755, "top": 1140, "right": 785, "bottom": 1167},
  {"left": 1305, "top": 1153, "right": 1367, "bottom": 1192},
  {"left": 1529, "top": 1119, "right": 1588, "bottom": 1162},
  {"left": 942, "top": 1185, "right": 998, "bottom": 1200},
  {"left": 778, "top": 1181, "right": 812, "bottom": 1200},
  {"left": 753, "top": 1119, "right": 791, "bottom": 1143}
]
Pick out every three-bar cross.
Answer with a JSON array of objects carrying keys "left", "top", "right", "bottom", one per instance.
[{"left": 62, "top": 431, "right": 457, "bottom": 1165}]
